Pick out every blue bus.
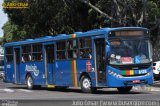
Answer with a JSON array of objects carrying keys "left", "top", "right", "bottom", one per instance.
[{"left": 4, "top": 27, "right": 153, "bottom": 93}]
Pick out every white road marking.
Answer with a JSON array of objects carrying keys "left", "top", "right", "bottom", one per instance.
[
  {"left": 3, "top": 89, "right": 15, "bottom": 93},
  {"left": 150, "top": 88, "right": 160, "bottom": 91},
  {"left": 17, "top": 89, "right": 33, "bottom": 92},
  {"left": 151, "top": 89, "right": 160, "bottom": 91},
  {"left": 0, "top": 88, "right": 33, "bottom": 93}
]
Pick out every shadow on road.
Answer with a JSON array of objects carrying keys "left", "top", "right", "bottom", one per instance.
[{"left": 7, "top": 86, "right": 150, "bottom": 95}]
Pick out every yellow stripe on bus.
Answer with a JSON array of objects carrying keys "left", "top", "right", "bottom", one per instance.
[
  {"left": 130, "top": 70, "right": 134, "bottom": 75},
  {"left": 47, "top": 85, "right": 55, "bottom": 88},
  {"left": 72, "top": 60, "right": 78, "bottom": 87}
]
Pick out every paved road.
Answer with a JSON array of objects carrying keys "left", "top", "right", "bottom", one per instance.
[{"left": 1, "top": 80, "right": 160, "bottom": 106}]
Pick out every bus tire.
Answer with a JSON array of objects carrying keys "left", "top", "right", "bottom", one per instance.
[
  {"left": 26, "top": 75, "right": 34, "bottom": 90},
  {"left": 117, "top": 86, "right": 132, "bottom": 93},
  {"left": 80, "top": 75, "right": 95, "bottom": 93}
]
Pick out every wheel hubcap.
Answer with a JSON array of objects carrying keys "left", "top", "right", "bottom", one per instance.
[
  {"left": 27, "top": 77, "right": 32, "bottom": 88},
  {"left": 83, "top": 78, "right": 91, "bottom": 89}
]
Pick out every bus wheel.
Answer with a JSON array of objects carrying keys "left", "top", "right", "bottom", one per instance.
[
  {"left": 26, "top": 75, "right": 34, "bottom": 90},
  {"left": 80, "top": 76, "right": 95, "bottom": 93},
  {"left": 117, "top": 86, "right": 132, "bottom": 93}
]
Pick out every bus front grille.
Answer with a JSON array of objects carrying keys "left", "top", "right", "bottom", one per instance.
[{"left": 122, "top": 74, "right": 146, "bottom": 77}]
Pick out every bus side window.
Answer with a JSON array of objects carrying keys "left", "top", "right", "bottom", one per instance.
[
  {"left": 22, "top": 45, "right": 31, "bottom": 62},
  {"left": 67, "top": 39, "right": 77, "bottom": 59},
  {"left": 79, "top": 38, "right": 92, "bottom": 59},
  {"left": 22, "top": 55, "right": 25, "bottom": 63},
  {"left": 32, "top": 43, "right": 42, "bottom": 61},
  {"left": 56, "top": 41, "right": 66, "bottom": 60},
  {"left": 5, "top": 47, "right": 13, "bottom": 63}
]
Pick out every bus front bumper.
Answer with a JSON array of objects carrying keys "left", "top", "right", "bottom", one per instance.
[{"left": 107, "top": 72, "right": 154, "bottom": 87}]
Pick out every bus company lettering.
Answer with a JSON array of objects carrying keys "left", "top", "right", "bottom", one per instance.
[{"left": 25, "top": 64, "right": 39, "bottom": 76}]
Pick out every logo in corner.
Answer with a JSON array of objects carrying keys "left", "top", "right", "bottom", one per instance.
[{"left": 2, "top": 1, "right": 29, "bottom": 9}]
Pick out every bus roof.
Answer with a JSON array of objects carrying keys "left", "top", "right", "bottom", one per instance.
[{"left": 4, "top": 27, "right": 148, "bottom": 47}]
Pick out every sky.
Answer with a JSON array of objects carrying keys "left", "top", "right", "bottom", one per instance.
[{"left": 0, "top": 0, "right": 8, "bottom": 37}]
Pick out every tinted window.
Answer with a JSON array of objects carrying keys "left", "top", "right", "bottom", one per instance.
[
  {"left": 67, "top": 40, "right": 77, "bottom": 59},
  {"left": 5, "top": 47, "right": 13, "bottom": 63},
  {"left": 22, "top": 45, "right": 31, "bottom": 62},
  {"left": 79, "top": 38, "right": 92, "bottom": 59},
  {"left": 32, "top": 43, "right": 42, "bottom": 61},
  {"left": 56, "top": 41, "right": 66, "bottom": 60}
]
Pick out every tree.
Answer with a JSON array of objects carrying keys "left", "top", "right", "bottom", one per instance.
[
  {"left": 79, "top": 0, "right": 160, "bottom": 61},
  {"left": 2, "top": 0, "right": 160, "bottom": 45},
  {"left": 3, "top": 0, "right": 92, "bottom": 40},
  {"left": 80, "top": 0, "right": 160, "bottom": 28},
  {"left": 2, "top": 20, "right": 27, "bottom": 42}
]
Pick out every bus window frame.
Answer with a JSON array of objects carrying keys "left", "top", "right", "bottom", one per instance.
[
  {"left": 31, "top": 43, "right": 43, "bottom": 62},
  {"left": 56, "top": 40, "right": 67, "bottom": 60},
  {"left": 22, "top": 44, "right": 32, "bottom": 62},
  {"left": 5, "top": 47, "right": 13, "bottom": 64},
  {"left": 66, "top": 39, "right": 78, "bottom": 60},
  {"left": 78, "top": 37, "right": 92, "bottom": 60}
]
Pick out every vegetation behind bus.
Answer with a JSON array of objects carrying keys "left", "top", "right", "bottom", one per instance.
[{"left": 2, "top": 0, "right": 160, "bottom": 61}]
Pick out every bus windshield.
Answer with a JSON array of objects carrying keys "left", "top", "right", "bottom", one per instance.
[{"left": 109, "top": 38, "right": 151, "bottom": 65}]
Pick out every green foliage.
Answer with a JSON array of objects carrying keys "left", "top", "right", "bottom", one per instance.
[
  {"left": 148, "top": 1, "right": 160, "bottom": 24},
  {"left": 2, "top": 0, "right": 160, "bottom": 42},
  {"left": 2, "top": 20, "right": 27, "bottom": 42}
]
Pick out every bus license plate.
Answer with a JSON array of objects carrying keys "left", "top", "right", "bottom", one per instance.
[{"left": 132, "top": 80, "right": 140, "bottom": 83}]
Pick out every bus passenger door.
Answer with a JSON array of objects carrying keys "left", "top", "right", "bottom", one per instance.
[
  {"left": 14, "top": 48, "right": 20, "bottom": 84},
  {"left": 44, "top": 44, "right": 55, "bottom": 85},
  {"left": 94, "top": 38, "right": 106, "bottom": 85}
]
